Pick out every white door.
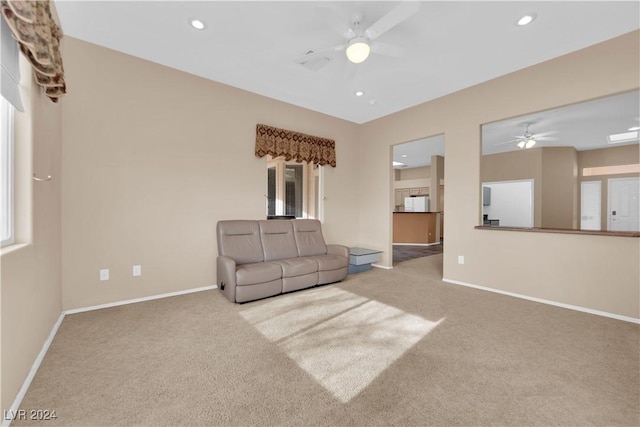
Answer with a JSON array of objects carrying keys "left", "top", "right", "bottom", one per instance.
[
  {"left": 581, "top": 181, "right": 601, "bottom": 230},
  {"left": 608, "top": 177, "right": 640, "bottom": 231}
]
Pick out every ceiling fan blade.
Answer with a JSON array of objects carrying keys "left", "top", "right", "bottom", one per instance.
[
  {"left": 494, "top": 139, "right": 522, "bottom": 145},
  {"left": 316, "top": 5, "right": 356, "bottom": 39},
  {"left": 294, "top": 44, "right": 344, "bottom": 65},
  {"left": 370, "top": 41, "right": 404, "bottom": 57},
  {"left": 533, "top": 131, "right": 557, "bottom": 138},
  {"left": 364, "top": 2, "right": 421, "bottom": 40},
  {"left": 536, "top": 136, "right": 558, "bottom": 141}
]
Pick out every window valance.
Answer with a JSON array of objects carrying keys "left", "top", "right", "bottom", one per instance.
[
  {"left": 255, "top": 124, "right": 336, "bottom": 167},
  {"left": 1, "top": 0, "right": 66, "bottom": 102}
]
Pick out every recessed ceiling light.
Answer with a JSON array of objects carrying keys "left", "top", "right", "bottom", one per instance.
[
  {"left": 629, "top": 126, "right": 640, "bottom": 131},
  {"left": 517, "top": 14, "right": 536, "bottom": 26},
  {"left": 401, "top": 154, "right": 407, "bottom": 158},
  {"left": 190, "top": 19, "right": 206, "bottom": 30},
  {"left": 354, "top": 90, "right": 364, "bottom": 97}
]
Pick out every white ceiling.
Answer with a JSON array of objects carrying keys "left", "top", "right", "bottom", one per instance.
[
  {"left": 53, "top": 1, "right": 640, "bottom": 125},
  {"left": 394, "top": 91, "right": 640, "bottom": 168},
  {"left": 482, "top": 90, "right": 640, "bottom": 155},
  {"left": 393, "top": 134, "right": 444, "bottom": 169}
]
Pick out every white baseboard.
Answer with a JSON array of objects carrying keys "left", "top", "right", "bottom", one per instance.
[
  {"left": 442, "top": 278, "right": 640, "bottom": 324},
  {"left": 372, "top": 264, "right": 393, "bottom": 270},
  {"left": 2, "top": 313, "right": 65, "bottom": 427},
  {"left": 64, "top": 285, "right": 218, "bottom": 315},
  {"left": 2, "top": 285, "right": 218, "bottom": 426}
]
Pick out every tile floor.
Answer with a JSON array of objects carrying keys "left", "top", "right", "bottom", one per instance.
[{"left": 393, "top": 242, "right": 443, "bottom": 265}]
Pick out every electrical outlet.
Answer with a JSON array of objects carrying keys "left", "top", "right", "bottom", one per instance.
[
  {"left": 458, "top": 255, "right": 465, "bottom": 265},
  {"left": 99, "top": 269, "right": 109, "bottom": 281},
  {"left": 132, "top": 265, "right": 141, "bottom": 277}
]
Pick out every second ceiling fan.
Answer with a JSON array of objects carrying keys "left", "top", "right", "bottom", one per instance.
[{"left": 499, "top": 123, "right": 557, "bottom": 149}]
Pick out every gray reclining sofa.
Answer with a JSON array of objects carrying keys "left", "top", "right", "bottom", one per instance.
[{"left": 216, "top": 219, "right": 349, "bottom": 303}]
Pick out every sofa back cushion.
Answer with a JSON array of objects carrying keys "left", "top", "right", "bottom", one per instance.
[
  {"left": 292, "top": 219, "right": 327, "bottom": 257},
  {"left": 259, "top": 220, "right": 298, "bottom": 261},
  {"left": 217, "top": 220, "right": 264, "bottom": 265}
]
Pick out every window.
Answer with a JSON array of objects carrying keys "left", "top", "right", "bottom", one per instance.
[
  {"left": 266, "top": 156, "right": 322, "bottom": 220},
  {"left": 1, "top": 96, "right": 14, "bottom": 246}
]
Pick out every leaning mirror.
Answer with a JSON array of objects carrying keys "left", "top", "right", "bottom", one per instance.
[{"left": 481, "top": 90, "right": 640, "bottom": 234}]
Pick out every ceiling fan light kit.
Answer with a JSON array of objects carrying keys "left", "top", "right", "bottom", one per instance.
[
  {"left": 346, "top": 38, "right": 371, "bottom": 64},
  {"left": 296, "top": 2, "right": 420, "bottom": 70},
  {"left": 517, "top": 138, "right": 536, "bottom": 149}
]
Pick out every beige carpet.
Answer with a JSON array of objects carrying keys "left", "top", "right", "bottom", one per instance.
[{"left": 12, "top": 255, "right": 640, "bottom": 426}]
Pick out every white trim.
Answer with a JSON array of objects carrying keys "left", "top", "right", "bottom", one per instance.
[
  {"left": 442, "top": 278, "right": 640, "bottom": 324},
  {"left": 372, "top": 264, "right": 393, "bottom": 270},
  {"left": 2, "top": 313, "right": 65, "bottom": 426},
  {"left": 1, "top": 98, "right": 15, "bottom": 247},
  {"left": 64, "top": 285, "right": 217, "bottom": 315}
]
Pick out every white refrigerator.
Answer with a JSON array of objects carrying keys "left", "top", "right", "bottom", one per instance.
[{"left": 404, "top": 196, "right": 429, "bottom": 212}]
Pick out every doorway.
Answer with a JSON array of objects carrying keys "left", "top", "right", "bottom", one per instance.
[
  {"left": 608, "top": 177, "right": 640, "bottom": 231},
  {"left": 580, "top": 181, "right": 601, "bottom": 230},
  {"left": 391, "top": 135, "right": 445, "bottom": 265}
]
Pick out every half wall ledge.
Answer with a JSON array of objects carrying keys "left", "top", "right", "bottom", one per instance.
[{"left": 474, "top": 225, "right": 640, "bottom": 238}]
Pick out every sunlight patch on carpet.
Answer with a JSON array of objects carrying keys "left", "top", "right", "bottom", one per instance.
[{"left": 240, "top": 287, "right": 442, "bottom": 402}]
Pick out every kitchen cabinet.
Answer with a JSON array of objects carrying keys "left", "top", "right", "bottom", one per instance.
[
  {"left": 395, "top": 187, "right": 431, "bottom": 210},
  {"left": 394, "top": 190, "right": 403, "bottom": 207}
]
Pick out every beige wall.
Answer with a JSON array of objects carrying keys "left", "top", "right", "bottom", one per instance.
[
  {"left": 578, "top": 144, "right": 640, "bottom": 231},
  {"left": 399, "top": 166, "right": 430, "bottom": 180},
  {"left": 60, "top": 38, "right": 360, "bottom": 310},
  {"left": 359, "top": 31, "right": 640, "bottom": 319},
  {"left": 541, "top": 147, "right": 578, "bottom": 229},
  {"left": 430, "top": 156, "right": 444, "bottom": 213},
  {"left": 482, "top": 147, "right": 579, "bottom": 229},
  {"left": 481, "top": 149, "right": 543, "bottom": 227},
  {"left": 0, "top": 57, "right": 63, "bottom": 413}
]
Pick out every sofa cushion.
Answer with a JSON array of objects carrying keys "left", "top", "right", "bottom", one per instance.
[
  {"left": 259, "top": 220, "right": 299, "bottom": 261},
  {"left": 273, "top": 257, "right": 318, "bottom": 278},
  {"left": 236, "top": 262, "right": 282, "bottom": 286},
  {"left": 310, "top": 254, "right": 349, "bottom": 271},
  {"left": 236, "top": 279, "right": 282, "bottom": 303},
  {"left": 292, "top": 219, "right": 327, "bottom": 257},
  {"left": 217, "top": 220, "right": 264, "bottom": 265}
]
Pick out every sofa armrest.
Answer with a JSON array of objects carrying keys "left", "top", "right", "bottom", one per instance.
[
  {"left": 327, "top": 244, "right": 349, "bottom": 258},
  {"left": 217, "top": 256, "right": 238, "bottom": 303}
]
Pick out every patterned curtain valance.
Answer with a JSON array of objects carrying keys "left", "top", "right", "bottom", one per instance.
[
  {"left": 1, "top": 0, "right": 66, "bottom": 102},
  {"left": 255, "top": 124, "right": 336, "bottom": 167}
]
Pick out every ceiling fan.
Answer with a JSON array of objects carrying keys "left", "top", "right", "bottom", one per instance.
[
  {"left": 295, "top": 2, "right": 421, "bottom": 70},
  {"left": 498, "top": 123, "right": 557, "bottom": 149}
]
